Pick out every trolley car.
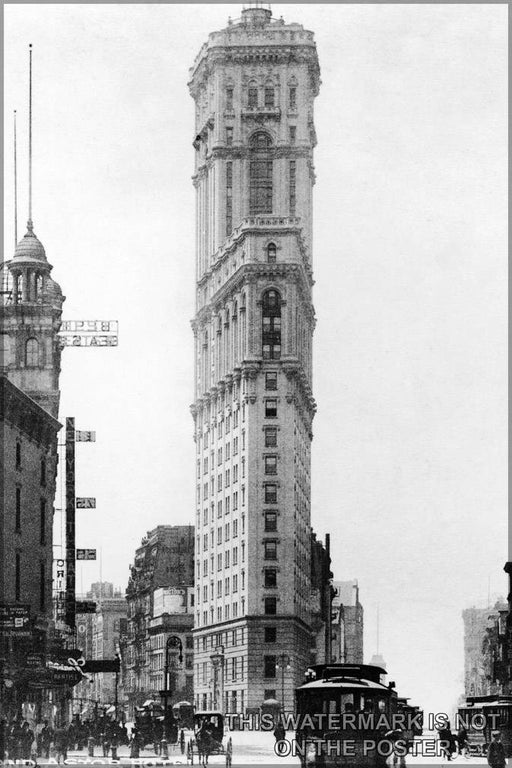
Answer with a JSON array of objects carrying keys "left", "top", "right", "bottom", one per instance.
[
  {"left": 457, "top": 695, "right": 512, "bottom": 757},
  {"left": 295, "top": 664, "right": 403, "bottom": 768},
  {"left": 186, "top": 711, "right": 232, "bottom": 766}
]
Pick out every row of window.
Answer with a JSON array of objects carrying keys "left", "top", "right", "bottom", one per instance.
[
  {"left": 225, "top": 85, "right": 297, "bottom": 111},
  {"left": 201, "top": 599, "right": 245, "bottom": 625},
  {"left": 199, "top": 549, "right": 246, "bottom": 577}
]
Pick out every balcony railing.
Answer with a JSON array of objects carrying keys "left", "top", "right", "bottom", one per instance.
[{"left": 241, "top": 105, "right": 281, "bottom": 120}]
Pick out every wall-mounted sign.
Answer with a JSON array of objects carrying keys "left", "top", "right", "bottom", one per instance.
[
  {"left": 59, "top": 321, "right": 118, "bottom": 348},
  {"left": 75, "top": 600, "right": 97, "bottom": 614},
  {"left": 76, "top": 498, "right": 96, "bottom": 509},
  {"left": 61, "top": 321, "right": 118, "bottom": 334},
  {"left": 76, "top": 431, "right": 96, "bottom": 442},
  {"left": 0, "top": 604, "right": 31, "bottom": 636},
  {"left": 60, "top": 335, "right": 118, "bottom": 347},
  {"left": 76, "top": 549, "right": 96, "bottom": 560}
]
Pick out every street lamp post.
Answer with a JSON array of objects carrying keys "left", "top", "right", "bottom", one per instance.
[
  {"left": 210, "top": 645, "right": 224, "bottom": 713},
  {"left": 275, "top": 654, "right": 290, "bottom": 715},
  {"left": 163, "top": 636, "right": 183, "bottom": 739}
]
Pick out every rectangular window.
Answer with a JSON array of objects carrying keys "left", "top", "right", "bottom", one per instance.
[
  {"left": 233, "top": 547, "right": 238, "bottom": 566},
  {"left": 218, "top": 447, "right": 223, "bottom": 464},
  {"left": 289, "top": 126, "right": 296, "bottom": 145},
  {"left": 40, "top": 500, "right": 46, "bottom": 545},
  {"left": 264, "top": 540, "right": 277, "bottom": 560},
  {"left": 264, "top": 87, "right": 274, "bottom": 107},
  {"left": 217, "top": 527, "right": 222, "bottom": 545},
  {"left": 226, "top": 87, "right": 234, "bottom": 111},
  {"left": 264, "top": 569, "right": 277, "bottom": 588},
  {"left": 233, "top": 519, "right": 238, "bottom": 537},
  {"left": 218, "top": 554, "right": 222, "bottom": 571},
  {"left": 248, "top": 87, "right": 258, "bottom": 107},
  {"left": 225, "top": 550, "right": 230, "bottom": 568},
  {"left": 264, "top": 656, "right": 277, "bottom": 678},
  {"left": 249, "top": 160, "right": 273, "bottom": 215},
  {"left": 217, "top": 500, "right": 223, "bottom": 518},
  {"left": 265, "top": 399, "right": 277, "bottom": 418},
  {"left": 217, "top": 474, "right": 222, "bottom": 492},
  {"left": 225, "top": 577, "right": 230, "bottom": 595},
  {"left": 225, "top": 523, "right": 230, "bottom": 541},
  {"left": 15, "top": 488, "right": 21, "bottom": 531},
  {"left": 265, "top": 427, "right": 278, "bottom": 447},
  {"left": 226, "top": 443, "right": 231, "bottom": 461},
  {"left": 289, "top": 160, "right": 296, "bottom": 215},
  {"left": 225, "top": 469, "right": 230, "bottom": 486},
  {"left": 40, "top": 561, "right": 45, "bottom": 612},
  {"left": 264, "top": 596, "right": 277, "bottom": 614},
  {"left": 264, "top": 510, "right": 278, "bottom": 532},
  {"left": 233, "top": 465, "right": 238, "bottom": 483},
  {"left": 265, "top": 627, "right": 277, "bottom": 643},
  {"left": 203, "top": 533, "right": 208, "bottom": 550},
  {"left": 289, "top": 86, "right": 297, "bottom": 109},
  {"left": 233, "top": 491, "right": 238, "bottom": 511},
  {"left": 233, "top": 437, "right": 238, "bottom": 455},
  {"left": 264, "top": 455, "right": 277, "bottom": 475},
  {"left": 265, "top": 372, "right": 278, "bottom": 390},
  {"left": 225, "top": 496, "right": 231, "bottom": 515},
  {"left": 226, "top": 161, "right": 233, "bottom": 236},
  {"left": 233, "top": 574, "right": 238, "bottom": 592},
  {"left": 264, "top": 484, "right": 277, "bottom": 504},
  {"left": 15, "top": 553, "right": 21, "bottom": 601},
  {"left": 203, "top": 457, "right": 208, "bottom": 474}
]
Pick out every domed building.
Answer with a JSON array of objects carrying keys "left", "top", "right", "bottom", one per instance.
[{"left": 1, "top": 220, "right": 65, "bottom": 418}]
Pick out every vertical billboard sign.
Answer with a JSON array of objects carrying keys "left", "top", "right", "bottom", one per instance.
[{"left": 65, "top": 417, "right": 76, "bottom": 629}]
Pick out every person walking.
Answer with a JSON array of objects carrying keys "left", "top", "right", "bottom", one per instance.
[
  {"left": 487, "top": 731, "right": 506, "bottom": 768},
  {"left": 54, "top": 724, "right": 69, "bottom": 765},
  {"left": 39, "top": 720, "right": 54, "bottom": 759},
  {"left": 457, "top": 726, "right": 469, "bottom": 758},
  {"left": 21, "top": 721, "right": 35, "bottom": 760}
]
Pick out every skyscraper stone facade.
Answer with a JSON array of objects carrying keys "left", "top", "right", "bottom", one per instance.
[{"left": 189, "top": 5, "right": 320, "bottom": 714}]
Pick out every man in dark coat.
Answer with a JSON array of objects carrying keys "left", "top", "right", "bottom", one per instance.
[{"left": 487, "top": 731, "right": 506, "bottom": 768}]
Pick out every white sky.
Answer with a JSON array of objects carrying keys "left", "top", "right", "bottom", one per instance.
[{"left": 3, "top": 3, "right": 507, "bottom": 719}]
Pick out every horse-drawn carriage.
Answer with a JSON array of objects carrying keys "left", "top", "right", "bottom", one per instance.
[{"left": 186, "top": 712, "right": 232, "bottom": 766}]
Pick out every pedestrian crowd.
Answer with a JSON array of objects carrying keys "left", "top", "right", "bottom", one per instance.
[{"left": 0, "top": 716, "right": 131, "bottom": 764}]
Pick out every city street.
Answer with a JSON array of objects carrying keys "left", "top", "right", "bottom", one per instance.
[{"left": 22, "top": 732, "right": 496, "bottom": 767}]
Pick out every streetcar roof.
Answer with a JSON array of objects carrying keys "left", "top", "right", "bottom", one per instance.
[{"left": 297, "top": 678, "right": 391, "bottom": 693}]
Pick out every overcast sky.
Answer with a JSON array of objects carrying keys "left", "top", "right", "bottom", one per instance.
[{"left": 3, "top": 3, "right": 507, "bottom": 718}]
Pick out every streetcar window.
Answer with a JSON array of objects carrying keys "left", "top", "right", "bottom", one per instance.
[{"left": 340, "top": 693, "right": 355, "bottom": 712}]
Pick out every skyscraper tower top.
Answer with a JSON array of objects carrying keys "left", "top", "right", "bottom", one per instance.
[{"left": 189, "top": 6, "right": 320, "bottom": 100}]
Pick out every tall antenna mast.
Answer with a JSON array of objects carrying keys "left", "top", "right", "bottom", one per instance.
[
  {"left": 28, "top": 43, "right": 33, "bottom": 231},
  {"left": 14, "top": 110, "right": 18, "bottom": 246}
]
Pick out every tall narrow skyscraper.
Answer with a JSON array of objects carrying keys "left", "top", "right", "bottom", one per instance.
[{"left": 189, "top": 6, "right": 320, "bottom": 713}]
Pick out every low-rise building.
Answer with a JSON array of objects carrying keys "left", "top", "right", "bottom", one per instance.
[
  {"left": 462, "top": 601, "right": 507, "bottom": 697},
  {"left": 120, "top": 526, "right": 194, "bottom": 719}
]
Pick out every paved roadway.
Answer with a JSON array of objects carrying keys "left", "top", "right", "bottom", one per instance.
[{"left": 15, "top": 732, "right": 504, "bottom": 767}]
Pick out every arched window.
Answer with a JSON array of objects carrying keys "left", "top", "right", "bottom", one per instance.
[
  {"left": 267, "top": 243, "right": 277, "bottom": 263},
  {"left": 25, "top": 338, "right": 38, "bottom": 367},
  {"left": 262, "top": 290, "right": 281, "bottom": 360},
  {"left": 249, "top": 132, "right": 272, "bottom": 215}
]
